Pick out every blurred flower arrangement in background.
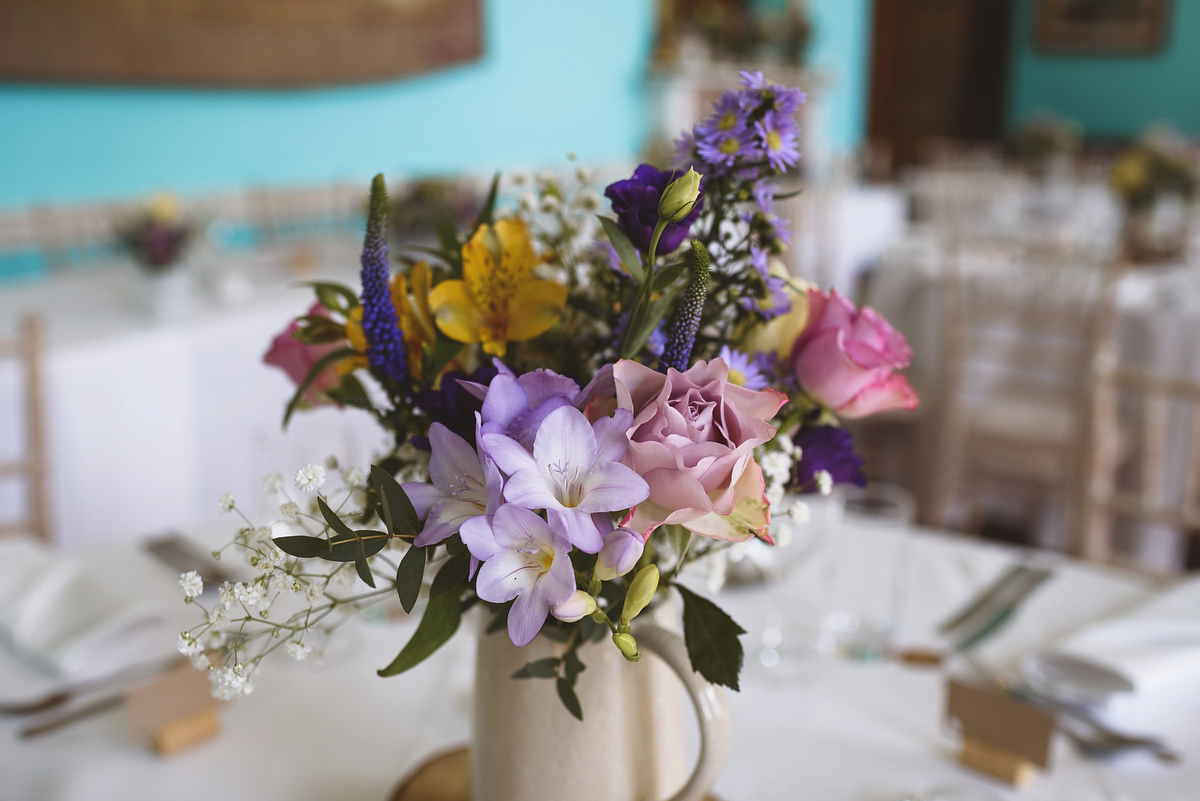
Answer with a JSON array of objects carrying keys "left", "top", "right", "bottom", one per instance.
[
  {"left": 187, "top": 71, "right": 918, "bottom": 714},
  {"left": 1112, "top": 126, "right": 1199, "bottom": 263},
  {"left": 1011, "top": 112, "right": 1081, "bottom": 179},
  {"left": 115, "top": 192, "right": 195, "bottom": 272}
]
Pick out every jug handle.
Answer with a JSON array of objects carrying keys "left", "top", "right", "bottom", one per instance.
[{"left": 635, "top": 623, "right": 732, "bottom": 801}]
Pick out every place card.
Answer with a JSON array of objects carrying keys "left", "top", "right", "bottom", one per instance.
[
  {"left": 126, "top": 663, "right": 219, "bottom": 755},
  {"left": 945, "top": 679, "right": 1056, "bottom": 786}
]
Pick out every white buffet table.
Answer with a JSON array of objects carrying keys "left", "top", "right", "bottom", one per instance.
[{"left": 3, "top": 515, "right": 1196, "bottom": 801}]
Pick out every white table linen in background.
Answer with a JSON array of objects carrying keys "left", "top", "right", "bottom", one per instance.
[{"left": 4, "top": 518, "right": 1196, "bottom": 801}]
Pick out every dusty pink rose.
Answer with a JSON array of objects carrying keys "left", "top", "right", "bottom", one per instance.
[
  {"left": 613, "top": 358, "right": 785, "bottom": 541},
  {"left": 790, "top": 288, "right": 918, "bottom": 419},
  {"left": 263, "top": 303, "right": 341, "bottom": 407}
]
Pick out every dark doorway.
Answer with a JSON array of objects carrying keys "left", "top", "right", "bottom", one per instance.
[{"left": 868, "top": 0, "right": 1016, "bottom": 170}]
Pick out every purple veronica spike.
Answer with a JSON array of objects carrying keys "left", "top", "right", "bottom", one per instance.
[
  {"left": 359, "top": 175, "right": 407, "bottom": 385},
  {"left": 467, "top": 504, "right": 575, "bottom": 647}
]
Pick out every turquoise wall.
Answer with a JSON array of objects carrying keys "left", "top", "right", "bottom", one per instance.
[
  {"left": 0, "top": 1, "right": 655, "bottom": 209},
  {"left": 807, "top": 0, "right": 872, "bottom": 156},
  {"left": 1008, "top": 0, "right": 1200, "bottom": 136}
]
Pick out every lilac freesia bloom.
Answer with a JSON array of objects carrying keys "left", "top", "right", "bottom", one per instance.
[
  {"left": 482, "top": 405, "right": 649, "bottom": 553},
  {"left": 402, "top": 423, "right": 502, "bottom": 547},
  {"left": 463, "top": 504, "right": 575, "bottom": 647}
]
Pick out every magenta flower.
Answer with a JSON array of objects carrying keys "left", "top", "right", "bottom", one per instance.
[
  {"left": 482, "top": 405, "right": 649, "bottom": 553},
  {"left": 402, "top": 423, "right": 502, "bottom": 547},
  {"left": 464, "top": 504, "right": 575, "bottom": 647}
]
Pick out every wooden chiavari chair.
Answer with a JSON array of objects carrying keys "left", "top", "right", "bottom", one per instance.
[{"left": 0, "top": 316, "right": 51, "bottom": 542}]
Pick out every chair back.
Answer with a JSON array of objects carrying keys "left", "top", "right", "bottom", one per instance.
[{"left": 0, "top": 316, "right": 51, "bottom": 542}]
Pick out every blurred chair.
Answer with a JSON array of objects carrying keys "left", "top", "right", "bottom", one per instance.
[
  {"left": 927, "top": 238, "right": 1122, "bottom": 539},
  {"left": 1076, "top": 357, "right": 1200, "bottom": 573},
  {"left": 29, "top": 202, "right": 126, "bottom": 273},
  {"left": 0, "top": 316, "right": 51, "bottom": 542}
]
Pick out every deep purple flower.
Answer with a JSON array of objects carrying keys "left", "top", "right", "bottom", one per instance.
[
  {"left": 359, "top": 175, "right": 407, "bottom": 385},
  {"left": 793, "top": 425, "right": 866, "bottom": 490},
  {"left": 604, "top": 164, "right": 705, "bottom": 254},
  {"left": 413, "top": 364, "right": 498, "bottom": 449}
]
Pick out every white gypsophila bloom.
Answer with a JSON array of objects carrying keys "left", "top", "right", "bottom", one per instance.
[
  {"left": 766, "top": 482, "right": 785, "bottom": 508},
  {"left": 218, "top": 582, "right": 236, "bottom": 610},
  {"left": 788, "top": 501, "right": 811, "bottom": 525},
  {"left": 294, "top": 464, "right": 326, "bottom": 493},
  {"left": 179, "top": 571, "right": 204, "bottom": 599},
  {"left": 342, "top": 466, "right": 367, "bottom": 489},
  {"left": 233, "top": 582, "right": 266, "bottom": 614},
  {"left": 575, "top": 166, "right": 593, "bottom": 184},
  {"left": 285, "top": 641, "right": 312, "bottom": 661},
  {"left": 210, "top": 664, "right": 255, "bottom": 701},
  {"left": 536, "top": 169, "right": 557, "bottom": 187},
  {"left": 577, "top": 189, "right": 601, "bottom": 212},
  {"left": 189, "top": 652, "right": 210, "bottom": 670},
  {"left": 511, "top": 169, "right": 529, "bottom": 185},
  {"left": 177, "top": 633, "right": 203, "bottom": 656},
  {"left": 304, "top": 582, "right": 324, "bottom": 603},
  {"left": 760, "top": 451, "right": 793, "bottom": 485},
  {"left": 775, "top": 433, "right": 796, "bottom": 456},
  {"left": 217, "top": 493, "right": 235, "bottom": 514},
  {"left": 539, "top": 194, "right": 561, "bottom": 214},
  {"left": 280, "top": 501, "right": 300, "bottom": 519},
  {"left": 255, "top": 547, "right": 284, "bottom": 575},
  {"left": 518, "top": 193, "right": 537, "bottom": 212},
  {"left": 207, "top": 604, "right": 229, "bottom": 625},
  {"left": 816, "top": 470, "right": 833, "bottom": 497},
  {"left": 263, "top": 471, "right": 284, "bottom": 493},
  {"left": 270, "top": 573, "right": 302, "bottom": 595},
  {"left": 204, "top": 629, "right": 226, "bottom": 649}
]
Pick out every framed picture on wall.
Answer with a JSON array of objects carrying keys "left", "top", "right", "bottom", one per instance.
[{"left": 1035, "top": 0, "right": 1172, "bottom": 53}]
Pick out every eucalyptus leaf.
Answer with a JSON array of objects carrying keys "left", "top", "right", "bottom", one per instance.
[
  {"left": 371, "top": 465, "right": 421, "bottom": 540},
  {"left": 325, "top": 373, "right": 372, "bottom": 410},
  {"left": 556, "top": 677, "right": 584, "bottom": 721},
  {"left": 430, "top": 550, "right": 470, "bottom": 598},
  {"left": 305, "top": 281, "right": 359, "bottom": 315},
  {"left": 677, "top": 584, "right": 746, "bottom": 691},
  {"left": 512, "top": 657, "right": 560, "bottom": 679},
  {"left": 377, "top": 590, "right": 462, "bottom": 677},
  {"left": 563, "top": 648, "right": 586, "bottom": 683},
  {"left": 354, "top": 552, "right": 376, "bottom": 588},
  {"left": 282, "top": 346, "right": 356, "bottom": 428},
  {"left": 318, "top": 497, "right": 357, "bottom": 540},
  {"left": 597, "top": 216, "right": 645, "bottom": 283},
  {"left": 395, "top": 544, "right": 426, "bottom": 614},
  {"left": 272, "top": 535, "right": 333, "bottom": 559},
  {"left": 323, "top": 531, "right": 389, "bottom": 562}
]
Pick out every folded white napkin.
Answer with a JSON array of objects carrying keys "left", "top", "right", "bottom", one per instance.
[
  {"left": 1051, "top": 574, "right": 1200, "bottom": 695},
  {"left": 0, "top": 537, "right": 169, "bottom": 693}
]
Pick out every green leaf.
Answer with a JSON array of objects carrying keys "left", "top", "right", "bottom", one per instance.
[
  {"left": 676, "top": 584, "right": 746, "bottom": 691},
  {"left": 318, "top": 497, "right": 357, "bottom": 539},
  {"left": 282, "top": 346, "right": 357, "bottom": 428},
  {"left": 272, "top": 531, "right": 389, "bottom": 562},
  {"left": 598, "top": 216, "right": 645, "bottom": 283},
  {"left": 325, "top": 373, "right": 372, "bottom": 410},
  {"left": 402, "top": 244, "right": 454, "bottom": 267},
  {"left": 273, "top": 535, "right": 333, "bottom": 559},
  {"left": 421, "top": 335, "right": 464, "bottom": 386},
  {"left": 651, "top": 260, "right": 688, "bottom": 292},
  {"left": 291, "top": 315, "right": 347, "bottom": 344},
  {"left": 556, "top": 677, "right": 584, "bottom": 721},
  {"left": 436, "top": 220, "right": 462, "bottom": 258},
  {"left": 620, "top": 293, "right": 674, "bottom": 359},
  {"left": 430, "top": 550, "right": 470, "bottom": 598},
  {"left": 395, "top": 544, "right": 427, "bottom": 614},
  {"left": 377, "top": 590, "right": 462, "bottom": 676},
  {"left": 371, "top": 465, "right": 421, "bottom": 540},
  {"left": 512, "top": 657, "right": 560, "bottom": 679},
  {"left": 563, "top": 648, "right": 586, "bottom": 683},
  {"left": 305, "top": 281, "right": 360, "bottom": 315},
  {"left": 474, "top": 172, "right": 501, "bottom": 229},
  {"left": 354, "top": 552, "right": 376, "bottom": 588}
]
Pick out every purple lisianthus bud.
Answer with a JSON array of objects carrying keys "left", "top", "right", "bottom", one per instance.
[
  {"left": 604, "top": 164, "right": 705, "bottom": 254},
  {"left": 594, "top": 526, "right": 644, "bottom": 581}
]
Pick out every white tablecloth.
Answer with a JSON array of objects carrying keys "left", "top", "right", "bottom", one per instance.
[{"left": 4, "top": 518, "right": 1196, "bottom": 801}]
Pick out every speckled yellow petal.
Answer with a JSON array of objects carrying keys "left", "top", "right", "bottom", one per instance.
[
  {"left": 493, "top": 219, "right": 538, "bottom": 276},
  {"left": 506, "top": 280, "right": 568, "bottom": 342},
  {"left": 429, "top": 280, "right": 484, "bottom": 344},
  {"left": 411, "top": 261, "right": 437, "bottom": 341},
  {"left": 461, "top": 226, "right": 498, "bottom": 289},
  {"left": 345, "top": 306, "right": 367, "bottom": 353}
]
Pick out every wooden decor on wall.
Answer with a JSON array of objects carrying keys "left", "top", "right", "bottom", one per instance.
[
  {"left": 0, "top": 0, "right": 483, "bottom": 87},
  {"left": 1035, "top": 0, "right": 1171, "bottom": 54}
]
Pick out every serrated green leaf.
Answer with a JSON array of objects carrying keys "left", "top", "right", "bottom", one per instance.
[
  {"left": 430, "top": 550, "right": 470, "bottom": 598},
  {"left": 556, "top": 677, "right": 584, "bottom": 721},
  {"left": 282, "top": 346, "right": 356, "bottom": 428},
  {"left": 377, "top": 590, "right": 462, "bottom": 677},
  {"left": 395, "top": 544, "right": 426, "bottom": 614},
  {"left": 677, "top": 584, "right": 746, "bottom": 691},
  {"left": 598, "top": 216, "right": 645, "bottom": 283},
  {"left": 512, "top": 657, "right": 560, "bottom": 679},
  {"left": 371, "top": 465, "right": 421, "bottom": 540}
]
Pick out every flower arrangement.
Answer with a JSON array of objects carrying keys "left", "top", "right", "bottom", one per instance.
[
  {"left": 115, "top": 192, "right": 194, "bottom": 272},
  {"left": 183, "top": 72, "right": 917, "bottom": 714},
  {"left": 1011, "top": 113, "right": 1081, "bottom": 178},
  {"left": 1111, "top": 128, "right": 1197, "bottom": 212}
]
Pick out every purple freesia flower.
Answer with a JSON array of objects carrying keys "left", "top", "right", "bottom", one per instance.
[
  {"left": 793, "top": 425, "right": 866, "bottom": 490},
  {"left": 463, "top": 504, "right": 575, "bottom": 647},
  {"left": 402, "top": 423, "right": 502, "bottom": 547},
  {"left": 604, "top": 164, "right": 705, "bottom": 254},
  {"left": 482, "top": 405, "right": 649, "bottom": 553}
]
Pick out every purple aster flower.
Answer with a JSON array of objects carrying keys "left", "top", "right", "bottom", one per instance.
[
  {"left": 695, "top": 90, "right": 748, "bottom": 140},
  {"left": 697, "top": 128, "right": 757, "bottom": 169},
  {"left": 463, "top": 504, "right": 575, "bottom": 647},
  {"left": 402, "top": 423, "right": 503, "bottom": 547},
  {"left": 750, "top": 245, "right": 770, "bottom": 278},
  {"left": 482, "top": 405, "right": 649, "bottom": 553},
  {"left": 739, "top": 70, "right": 806, "bottom": 116},
  {"left": 793, "top": 425, "right": 866, "bottom": 490},
  {"left": 752, "top": 181, "right": 775, "bottom": 214},
  {"left": 718, "top": 345, "right": 769, "bottom": 390},
  {"left": 604, "top": 164, "right": 705, "bottom": 254},
  {"left": 740, "top": 274, "right": 793, "bottom": 320},
  {"left": 739, "top": 70, "right": 769, "bottom": 91},
  {"left": 359, "top": 175, "right": 407, "bottom": 385},
  {"left": 673, "top": 131, "right": 700, "bottom": 171},
  {"left": 755, "top": 111, "right": 801, "bottom": 172}
]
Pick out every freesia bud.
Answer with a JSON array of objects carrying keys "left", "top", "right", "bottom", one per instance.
[
  {"left": 613, "top": 632, "right": 640, "bottom": 662},
  {"left": 594, "top": 527, "right": 644, "bottom": 581},
  {"left": 620, "top": 564, "right": 660, "bottom": 625},
  {"left": 658, "top": 168, "right": 702, "bottom": 223},
  {"left": 551, "top": 590, "right": 598, "bottom": 623}
]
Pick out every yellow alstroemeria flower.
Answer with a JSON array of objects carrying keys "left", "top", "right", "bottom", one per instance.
[
  {"left": 391, "top": 260, "right": 441, "bottom": 379},
  {"left": 340, "top": 306, "right": 370, "bottom": 375},
  {"left": 430, "top": 219, "right": 567, "bottom": 357}
]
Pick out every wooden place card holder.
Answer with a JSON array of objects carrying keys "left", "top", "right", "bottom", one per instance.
[
  {"left": 945, "top": 679, "right": 1056, "bottom": 787},
  {"left": 126, "top": 664, "right": 219, "bottom": 755}
]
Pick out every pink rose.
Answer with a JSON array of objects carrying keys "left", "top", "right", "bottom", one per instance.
[
  {"left": 790, "top": 288, "right": 918, "bottom": 419},
  {"left": 263, "top": 303, "right": 341, "bottom": 406},
  {"left": 613, "top": 358, "right": 785, "bottom": 541}
]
